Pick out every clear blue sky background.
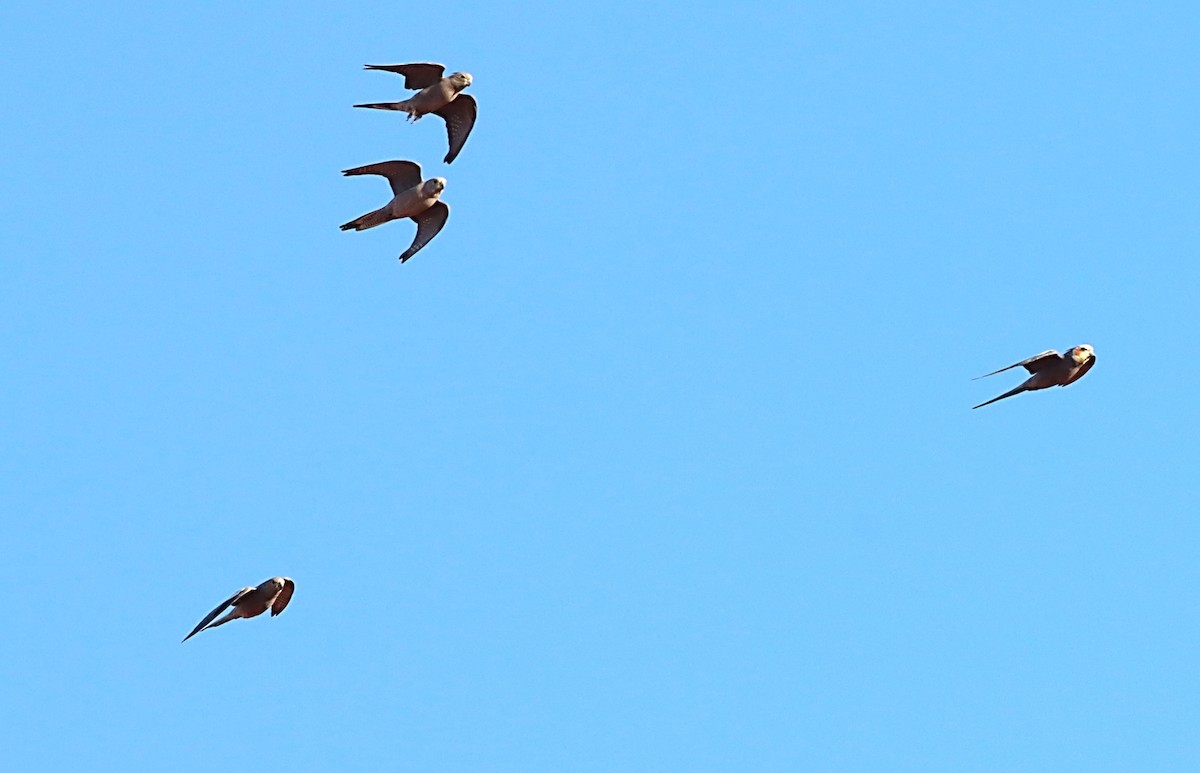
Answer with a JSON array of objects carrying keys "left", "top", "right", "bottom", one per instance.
[{"left": 2, "top": 2, "right": 1198, "bottom": 770}]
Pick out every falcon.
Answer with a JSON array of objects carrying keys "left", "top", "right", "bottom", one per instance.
[
  {"left": 355, "top": 63, "right": 476, "bottom": 164},
  {"left": 339, "top": 160, "right": 450, "bottom": 263},
  {"left": 972, "top": 344, "right": 1096, "bottom": 409},
  {"left": 182, "top": 577, "right": 295, "bottom": 642}
]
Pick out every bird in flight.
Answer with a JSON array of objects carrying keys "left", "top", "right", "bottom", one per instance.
[
  {"left": 972, "top": 345, "right": 1096, "bottom": 409},
  {"left": 355, "top": 63, "right": 477, "bottom": 164},
  {"left": 182, "top": 577, "right": 295, "bottom": 642},
  {"left": 339, "top": 160, "right": 450, "bottom": 263}
]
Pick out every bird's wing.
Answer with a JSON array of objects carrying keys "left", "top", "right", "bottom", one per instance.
[
  {"left": 973, "top": 385, "right": 1030, "bottom": 409},
  {"left": 434, "top": 94, "right": 477, "bottom": 164},
  {"left": 401, "top": 201, "right": 449, "bottom": 263},
  {"left": 364, "top": 63, "right": 445, "bottom": 90},
  {"left": 1062, "top": 354, "right": 1096, "bottom": 386},
  {"left": 271, "top": 578, "right": 295, "bottom": 617},
  {"left": 342, "top": 161, "right": 423, "bottom": 197},
  {"left": 182, "top": 587, "right": 253, "bottom": 642},
  {"left": 973, "top": 350, "right": 1060, "bottom": 379}
]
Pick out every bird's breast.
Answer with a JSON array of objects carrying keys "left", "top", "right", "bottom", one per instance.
[
  {"left": 391, "top": 191, "right": 433, "bottom": 219},
  {"left": 411, "top": 85, "right": 453, "bottom": 114}
]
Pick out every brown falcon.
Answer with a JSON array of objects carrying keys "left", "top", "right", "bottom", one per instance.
[
  {"left": 182, "top": 577, "right": 295, "bottom": 642},
  {"left": 339, "top": 160, "right": 450, "bottom": 263},
  {"left": 972, "top": 344, "right": 1096, "bottom": 409},
  {"left": 354, "top": 63, "right": 476, "bottom": 164}
]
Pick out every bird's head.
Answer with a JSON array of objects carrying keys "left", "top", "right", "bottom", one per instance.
[
  {"left": 450, "top": 72, "right": 473, "bottom": 90},
  {"left": 1070, "top": 344, "right": 1095, "bottom": 363},
  {"left": 424, "top": 177, "right": 447, "bottom": 197}
]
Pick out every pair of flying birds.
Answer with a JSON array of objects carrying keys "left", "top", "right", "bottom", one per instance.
[
  {"left": 178, "top": 347, "right": 1094, "bottom": 639},
  {"left": 340, "top": 62, "right": 476, "bottom": 262}
]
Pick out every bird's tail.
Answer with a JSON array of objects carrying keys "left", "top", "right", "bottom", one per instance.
[
  {"left": 353, "top": 101, "right": 407, "bottom": 111},
  {"left": 972, "top": 386, "right": 1028, "bottom": 410},
  {"left": 340, "top": 206, "right": 392, "bottom": 232}
]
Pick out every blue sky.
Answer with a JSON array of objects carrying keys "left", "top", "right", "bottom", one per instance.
[{"left": 2, "top": 1, "right": 1199, "bottom": 770}]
